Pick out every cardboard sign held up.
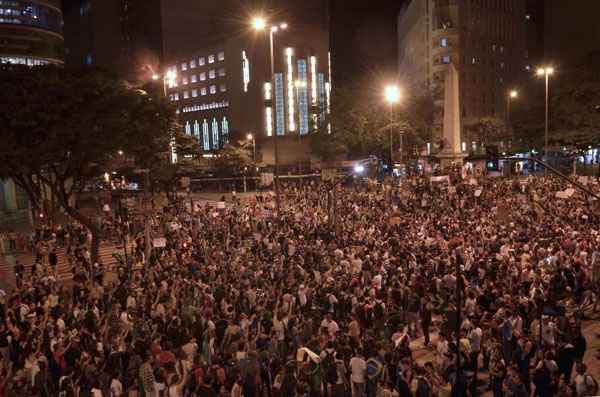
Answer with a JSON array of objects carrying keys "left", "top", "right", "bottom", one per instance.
[
  {"left": 153, "top": 237, "right": 167, "bottom": 248},
  {"left": 390, "top": 217, "right": 401, "bottom": 225}
]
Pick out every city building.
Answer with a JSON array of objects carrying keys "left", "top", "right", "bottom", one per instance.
[
  {"left": 165, "top": 26, "right": 331, "bottom": 166},
  {"left": 0, "top": 0, "right": 65, "bottom": 229},
  {"left": 0, "top": 0, "right": 64, "bottom": 65},
  {"left": 398, "top": 0, "right": 527, "bottom": 151}
]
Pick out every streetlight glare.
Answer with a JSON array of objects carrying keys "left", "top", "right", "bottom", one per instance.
[
  {"left": 384, "top": 85, "right": 400, "bottom": 104},
  {"left": 509, "top": 90, "right": 518, "bottom": 98},
  {"left": 537, "top": 68, "right": 545, "bottom": 76},
  {"left": 537, "top": 66, "right": 554, "bottom": 76},
  {"left": 152, "top": 74, "right": 159, "bottom": 80},
  {"left": 280, "top": 22, "right": 288, "bottom": 29},
  {"left": 354, "top": 164, "right": 365, "bottom": 174},
  {"left": 271, "top": 26, "right": 278, "bottom": 33},
  {"left": 251, "top": 16, "right": 266, "bottom": 31},
  {"left": 247, "top": 133, "right": 253, "bottom": 140},
  {"left": 546, "top": 67, "right": 554, "bottom": 75}
]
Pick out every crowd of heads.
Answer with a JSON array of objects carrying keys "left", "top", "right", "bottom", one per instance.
[{"left": 1, "top": 172, "right": 600, "bottom": 397}]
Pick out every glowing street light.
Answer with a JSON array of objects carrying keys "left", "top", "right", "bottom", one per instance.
[
  {"left": 250, "top": 15, "right": 289, "bottom": 217},
  {"left": 536, "top": 66, "right": 554, "bottom": 159},
  {"left": 247, "top": 133, "right": 256, "bottom": 163},
  {"left": 509, "top": 90, "right": 518, "bottom": 99},
  {"left": 384, "top": 84, "right": 401, "bottom": 168}
]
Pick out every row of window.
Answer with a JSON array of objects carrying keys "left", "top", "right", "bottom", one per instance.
[
  {"left": 0, "top": 56, "right": 52, "bottom": 66},
  {"left": 169, "top": 84, "right": 227, "bottom": 101},
  {"left": 0, "top": 2, "right": 63, "bottom": 34},
  {"left": 184, "top": 117, "right": 229, "bottom": 151},
  {"left": 180, "top": 101, "right": 229, "bottom": 114},
  {"left": 179, "top": 68, "right": 225, "bottom": 85},
  {"left": 181, "top": 51, "right": 225, "bottom": 71}
]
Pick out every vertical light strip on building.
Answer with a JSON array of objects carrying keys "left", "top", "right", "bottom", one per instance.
[
  {"left": 274, "top": 73, "right": 285, "bottom": 136},
  {"left": 212, "top": 118, "right": 219, "bottom": 149},
  {"left": 194, "top": 120, "right": 200, "bottom": 142},
  {"left": 264, "top": 82, "right": 273, "bottom": 136},
  {"left": 242, "top": 50, "right": 250, "bottom": 92},
  {"left": 297, "top": 60, "right": 309, "bottom": 135},
  {"left": 285, "top": 48, "right": 296, "bottom": 132},
  {"left": 328, "top": 51, "right": 332, "bottom": 86},
  {"left": 202, "top": 119, "right": 210, "bottom": 151},
  {"left": 310, "top": 56, "right": 317, "bottom": 106},
  {"left": 325, "top": 82, "right": 331, "bottom": 134},
  {"left": 222, "top": 117, "right": 229, "bottom": 144},
  {"left": 318, "top": 73, "right": 326, "bottom": 117}
]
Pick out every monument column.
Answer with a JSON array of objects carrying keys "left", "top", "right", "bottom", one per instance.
[{"left": 437, "top": 63, "right": 467, "bottom": 168}]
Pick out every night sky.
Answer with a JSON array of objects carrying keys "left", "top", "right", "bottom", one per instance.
[{"left": 330, "top": 0, "right": 405, "bottom": 84}]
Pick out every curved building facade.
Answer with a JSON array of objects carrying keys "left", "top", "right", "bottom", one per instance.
[{"left": 0, "top": 0, "right": 64, "bottom": 65}]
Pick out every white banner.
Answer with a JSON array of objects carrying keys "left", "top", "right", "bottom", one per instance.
[
  {"left": 153, "top": 237, "right": 166, "bottom": 248},
  {"left": 430, "top": 175, "right": 450, "bottom": 183}
]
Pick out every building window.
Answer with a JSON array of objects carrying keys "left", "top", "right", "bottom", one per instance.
[
  {"left": 492, "top": 44, "right": 496, "bottom": 51},
  {"left": 192, "top": 89, "right": 198, "bottom": 97},
  {"left": 221, "top": 117, "right": 229, "bottom": 143},
  {"left": 190, "top": 59, "right": 197, "bottom": 68},
  {"left": 183, "top": 91, "right": 189, "bottom": 99},
  {"left": 202, "top": 120, "right": 210, "bottom": 151},
  {"left": 440, "top": 37, "right": 448, "bottom": 47},
  {"left": 200, "top": 72, "right": 206, "bottom": 81},
  {"left": 209, "top": 85, "right": 217, "bottom": 94},
  {"left": 442, "top": 55, "right": 451, "bottom": 64},
  {"left": 193, "top": 120, "right": 200, "bottom": 141},
  {"left": 181, "top": 62, "right": 188, "bottom": 71},
  {"left": 297, "top": 59, "right": 309, "bottom": 135},
  {"left": 242, "top": 51, "right": 250, "bottom": 92},
  {"left": 208, "top": 55, "right": 215, "bottom": 64},
  {"left": 173, "top": 93, "right": 179, "bottom": 101},
  {"left": 218, "top": 67, "right": 226, "bottom": 77},
  {"left": 285, "top": 48, "right": 296, "bottom": 132},
  {"left": 182, "top": 76, "right": 188, "bottom": 85},
  {"left": 199, "top": 57, "right": 206, "bottom": 66},
  {"left": 209, "top": 69, "right": 216, "bottom": 79},
  {"left": 185, "top": 121, "right": 191, "bottom": 135},
  {"left": 500, "top": 62, "right": 504, "bottom": 69},
  {"left": 219, "top": 84, "right": 227, "bottom": 92},
  {"left": 201, "top": 87, "right": 207, "bottom": 96},
  {"left": 274, "top": 73, "right": 285, "bottom": 136},
  {"left": 191, "top": 74, "right": 197, "bottom": 83},
  {"left": 212, "top": 118, "right": 219, "bottom": 149},
  {"left": 218, "top": 51, "right": 225, "bottom": 61},
  {"left": 472, "top": 57, "right": 476, "bottom": 64},
  {"left": 500, "top": 46, "right": 504, "bottom": 53},
  {"left": 318, "top": 73, "right": 326, "bottom": 118},
  {"left": 85, "top": 54, "right": 93, "bottom": 65}
]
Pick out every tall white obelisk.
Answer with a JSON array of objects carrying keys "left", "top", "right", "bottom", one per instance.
[{"left": 437, "top": 63, "right": 467, "bottom": 168}]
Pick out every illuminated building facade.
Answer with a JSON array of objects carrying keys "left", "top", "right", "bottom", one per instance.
[{"left": 165, "top": 26, "right": 331, "bottom": 165}]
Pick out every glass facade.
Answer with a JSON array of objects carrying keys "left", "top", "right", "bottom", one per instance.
[
  {"left": 211, "top": 118, "right": 219, "bottom": 149},
  {"left": 274, "top": 73, "right": 285, "bottom": 136},
  {"left": 297, "top": 60, "right": 309, "bottom": 135},
  {"left": 202, "top": 120, "right": 210, "bottom": 151},
  {"left": 0, "top": 1, "right": 63, "bottom": 34}
]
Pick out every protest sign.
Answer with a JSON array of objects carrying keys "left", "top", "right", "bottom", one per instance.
[{"left": 153, "top": 238, "right": 166, "bottom": 248}]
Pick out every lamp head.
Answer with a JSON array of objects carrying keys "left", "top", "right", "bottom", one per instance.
[
  {"left": 247, "top": 133, "right": 253, "bottom": 140},
  {"left": 509, "top": 90, "right": 518, "bottom": 98},
  {"left": 384, "top": 85, "right": 401, "bottom": 104},
  {"left": 251, "top": 17, "right": 266, "bottom": 31}
]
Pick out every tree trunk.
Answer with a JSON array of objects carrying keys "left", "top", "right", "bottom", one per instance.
[{"left": 63, "top": 206, "right": 101, "bottom": 264}]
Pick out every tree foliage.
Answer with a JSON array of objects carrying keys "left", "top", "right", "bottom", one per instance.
[
  {"left": 0, "top": 65, "right": 177, "bottom": 261},
  {"left": 513, "top": 53, "right": 600, "bottom": 151},
  {"left": 311, "top": 78, "right": 436, "bottom": 162}
]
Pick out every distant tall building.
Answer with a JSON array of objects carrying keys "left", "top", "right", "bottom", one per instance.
[
  {"left": 0, "top": 0, "right": 64, "bottom": 65},
  {"left": 165, "top": 25, "right": 331, "bottom": 166},
  {"left": 0, "top": 0, "right": 65, "bottom": 229},
  {"left": 63, "top": 0, "right": 329, "bottom": 82},
  {"left": 398, "top": 0, "right": 527, "bottom": 146}
]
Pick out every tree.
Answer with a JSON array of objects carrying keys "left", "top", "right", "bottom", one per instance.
[
  {"left": 0, "top": 65, "right": 177, "bottom": 262},
  {"left": 462, "top": 117, "right": 507, "bottom": 151},
  {"left": 211, "top": 140, "right": 253, "bottom": 176},
  {"left": 311, "top": 78, "right": 436, "bottom": 162},
  {"left": 513, "top": 53, "right": 600, "bottom": 151}
]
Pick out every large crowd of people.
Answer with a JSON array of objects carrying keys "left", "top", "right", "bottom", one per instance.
[{"left": 1, "top": 172, "right": 600, "bottom": 397}]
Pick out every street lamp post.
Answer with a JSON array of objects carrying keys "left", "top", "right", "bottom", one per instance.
[
  {"left": 252, "top": 17, "right": 288, "bottom": 217},
  {"left": 384, "top": 85, "right": 400, "bottom": 172},
  {"left": 247, "top": 133, "right": 256, "bottom": 163},
  {"left": 537, "top": 67, "right": 554, "bottom": 160},
  {"left": 506, "top": 90, "right": 518, "bottom": 151}
]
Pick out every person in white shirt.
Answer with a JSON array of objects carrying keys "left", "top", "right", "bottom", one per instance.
[
  {"left": 320, "top": 313, "right": 340, "bottom": 338},
  {"left": 349, "top": 351, "right": 367, "bottom": 397}
]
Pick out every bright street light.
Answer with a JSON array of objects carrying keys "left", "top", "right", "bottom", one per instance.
[
  {"left": 247, "top": 133, "right": 253, "bottom": 141},
  {"left": 509, "top": 90, "right": 518, "bottom": 99},
  {"left": 384, "top": 85, "right": 401, "bottom": 104},
  {"left": 251, "top": 16, "right": 266, "bottom": 31},
  {"left": 280, "top": 22, "right": 288, "bottom": 29},
  {"left": 536, "top": 66, "right": 554, "bottom": 161},
  {"left": 537, "top": 67, "right": 554, "bottom": 76},
  {"left": 152, "top": 74, "right": 159, "bottom": 80},
  {"left": 117, "top": 150, "right": 124, "bottom": 156}
]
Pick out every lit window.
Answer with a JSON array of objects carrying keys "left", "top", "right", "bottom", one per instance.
[
  {"left": 193, "top": 120, "right": 200, "bottom": 141},
  {"left": 212, "top": 118, "right": 219, "bottom": 149},
  {"left": 218, "top": 51, "right": 225, "bottom": 61},
  {"left": 208, "top": 55, "right": 215, "bottom": 64},
  {"left": 209, "top": 70, "right": 216, "bottom": 79},
  {"left": 192, "top": 89, "right": 198, "bottom": 97},
  {"left": 182, "top": 76, "right": 188, "bottom": 85},
  {"left": 440, "top": 38, "right": 448, "bottom": 47},
  {"left": 210, "top": 85, "right": 216, "bottom": 94},
  {"left": 190, "top": 59, "right": 196, "bottom": 68},
  {"left": 221, "top": 117, "right": 229, "bottom": 143},
  {"left": 492, "top": 44, "right": 496, "bottom": 51},
  {"left": 472, "top": 57, "right": 476, "bottom": 64},
  {"left": 219, "top": 84, "right": 227, "bottom": 92},
  {"left": 181, "top": 62, "right": 188, "bottom": 71},
  {"left": 183, "top": 91, "right": 189, "bottom": 99},
  {"left": 274, "top": 73, "right": 285, "bottom": 136},
  {"left": 200, "top": 72, "right": 206, "bottom": 81},
  {"left": 202, "top": 120, "right": 210, "bottom": 151},
  {"left": 218, "top": 67, "right": 226, "bottom": 77},
  {"left": 442, "top": 55, "right": 451, "bottom": 64},
  {"left": 297, "top": 59, "right": 309, "bottom": 135},
  {"left": 199, "top": 57, "right": 205, "bottom": 66},
  {"left": 191, "top": 74, "right": 197, "bottom": 83},
  {"left": 500, "top": 46, "right": 504, "bottom": 53},
  {"left": 174, "top": 93, "right": 179, "bottom": 101},
  {"left": 185, "top": 121, "right": 191, "bottom": 135},
  {"left": 242, "top": 50, "right": 250, "bottom": 92},
  {"left": 525, "top": 14, "right": 530, "bottom": 20},
  {"left": 201, "top": 87, "right": 207, "bottom": 96}
]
